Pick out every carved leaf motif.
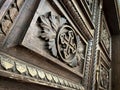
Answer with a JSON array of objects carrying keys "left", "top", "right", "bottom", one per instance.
[
  {"left": 40, "top": 29, "right": 56, "bottom": 40},
  {"left": 38, "top": 12, "right": 67, "bottom": 57},
  {"left": 2, "top": 19, "right": 12, "bottom": 33},
  {"left": 16, "top": 0, "right": 25, "bottom": 8},
  {"left": 59, "top": 17, "right": 66, "bottom": 27},
  {"left": 37, "top": 70, "right": 45, "bottom": 79},
  {"left": 48, "top": 39, "right": 57, "bottom": 56},
  {"left": 46, "top": 73, "right": 53, "bottom": 81},
  {"left": 1, "top": 57, "right": 14, "bottom": 70},
  {"left": 9, "top": 7, "right": 18, "bottom": 20},
  {"left": 59, "top": 78, "right": 64, "bottom": 85},
  {"left": 16, "top": 62, "right": 27, "bottom": 74},
  {"left": 69, "top": 57, "right": 78, "bottom": 67},
  {"left": 49, "top": 15, "right": 59, "bottom": 31},
  {"left": 40, "top": 15, "right": 51, "bottom": 30},
  {"left": 28, "top": 67, "right": 37, "bottom": 77},
  {"left": 53, "top": 76, "right": 59, "bottom": 83},
  {"left": 76, "top": 36, "right": 85, "bottom": 62}
]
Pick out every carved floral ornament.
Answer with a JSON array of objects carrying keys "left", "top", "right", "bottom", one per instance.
[{"left": 37, "top": 12, "right": 85, "bottom": 67}]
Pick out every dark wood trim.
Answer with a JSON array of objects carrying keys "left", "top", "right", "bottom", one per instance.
[
  {"left": 103, "top": 0, "right": 120, "bottom": 34},
  {"left": 59, "top": 0, "right": 94, "bottom": 41},
  {"left": 0, "top": 52, "right": 84, "bottom": 90}
]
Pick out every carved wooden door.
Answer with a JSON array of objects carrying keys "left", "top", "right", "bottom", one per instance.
[{"left": 0, "top": 0, "right": 111, "bottom": 90}]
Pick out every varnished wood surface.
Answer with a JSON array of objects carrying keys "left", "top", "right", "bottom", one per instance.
[
  {"left": 0, "top": 0, "right": 114, "bottom": 90},
  {"left": 0, "top": 76, "right": 60, "bottom": 90}
]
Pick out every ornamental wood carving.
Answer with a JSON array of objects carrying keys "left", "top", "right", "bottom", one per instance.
[
  {"left": 0, "top": 0, "right": 25, "bottom": 35},
  {"left": 100, "top": 65, "right": 109, "bottom": 89},
  {"left": 0, "top": 52, "right": 84, "bottom": 90},
  {"left": 101, "top": 21, "right": 110, "bottom": 51},
  {"left": 37, "top": 12, "right": 85, "bottom": 67},
  {"left": 0, "top": 0, "right": 112, "bottom": 90},
  {"left": 21, "top": 0, "right": 87, "bottom": 72},
  {"left": 86, "top": 0, "right": 93, "bottom": 11}
]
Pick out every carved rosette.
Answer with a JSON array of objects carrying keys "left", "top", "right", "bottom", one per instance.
[{"left": 37, "top": 12, "right": 85, "bottom": 67}]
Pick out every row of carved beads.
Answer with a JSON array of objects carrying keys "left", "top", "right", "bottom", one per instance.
[{"left": 0, "top": 54, "right": 84, "bottom": 90}]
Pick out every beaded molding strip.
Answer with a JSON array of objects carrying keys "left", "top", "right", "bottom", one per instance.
[{"left": 0, "top": 52, "right": 84, "bottom": 90}]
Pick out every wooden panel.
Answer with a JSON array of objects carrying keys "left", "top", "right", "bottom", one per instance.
[
  {"left": 98, "top": 52, "right": 111, "bottom": 90},
  {"left": 0, "top": 0, "right": 113, "bottom": 90},
  {"left": 100, "top": 14, "right": 111, "bottom": 59},
  {"left": 21, "top": 0, "right": 88, "bottom": 79}
]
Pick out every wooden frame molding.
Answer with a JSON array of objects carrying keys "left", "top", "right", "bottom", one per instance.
[
  {"left": 0, "top": 52, "right": 84, "bottom": 90},
  {"left": 59, "top": 0, "right": 94, "bottom": 41}
]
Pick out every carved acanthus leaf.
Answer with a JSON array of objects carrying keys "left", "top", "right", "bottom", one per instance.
[
  {"left": 38, "top": 12, "right": 67, "bottom": 57},
  {"left": 1, "top": 57, "right": 14, "bottom": 70},
  {"left": 48, "top": 39, "right": 57, "bottom": 56},
  {"left": 76, "top": 36, "right": 85, "bottom": 63}
]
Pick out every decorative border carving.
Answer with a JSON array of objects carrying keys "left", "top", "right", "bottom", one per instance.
[
  {"left": 92, "top": 1, "right": 103, "bottom": 90},
  {"left": 83, "top": 0, "right": 94, "bottom": 16},
  {"left": 100, "top": 14, "right": 112, "bottom": 59},
  {"left": 0, "top": 0, "right": 25, "bottom": 35},
  {"left": 99, "top": 64, "right": 109, "bottom": 89},
  {"left": 0, "top": 52, "right": 84, "bottom": 90},
  {"left": 83, "top": 40, "right": 93, "bottom": 90},
  {"left": 59, "top": 0, "right": 93, "bottom": 40},
  {"left": 96, "top": 51, "right": 111, "bottom": 90},
  {"left": 20, "top": 0, "right": 88, "bottom": 77}
]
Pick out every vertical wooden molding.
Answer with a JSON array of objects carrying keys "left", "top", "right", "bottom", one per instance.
[
  {"left": 92, "top": 0, "right": 103, "bottom": 90},
  {"left": 109, "top": 38, "right": 112, "bottom": 59},
  {"left": 92, "top": 0, "right": 98, "bottom": 25},
  {"left": 109, "top": 69, "right": 112, "bottom": 90},
  {"left": 83, "top": 40, "right": 93, "bottom": 90}
]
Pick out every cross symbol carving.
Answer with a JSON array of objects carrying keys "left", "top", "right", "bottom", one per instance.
[{"left": 60, "top": 31, "right": 76, "bottom": 59}]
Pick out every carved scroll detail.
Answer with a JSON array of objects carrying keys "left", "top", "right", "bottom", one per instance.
[{"left": 37, "top": 12, "right": 85, "bottom": 67}]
